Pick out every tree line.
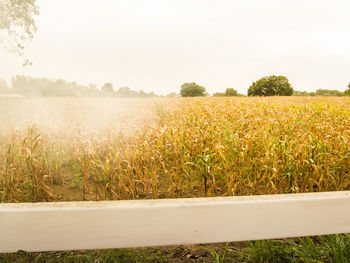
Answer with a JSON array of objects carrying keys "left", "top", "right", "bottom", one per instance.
[
  {"left": 1, "top": 75, "right": 349, "bottom": 97},
  {"left": 293, "top": 89, "right": 350, "bottom": 97},
  {"left": 180, "top": 76, "right": 350, "bottom": 97},
  {"left": 0, "top": 76, "right": 157, "bottom": 97}
]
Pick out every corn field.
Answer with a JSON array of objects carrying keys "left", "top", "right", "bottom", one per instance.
[{"left": 0, "top": 97, "right": 349, "bottom": 202}]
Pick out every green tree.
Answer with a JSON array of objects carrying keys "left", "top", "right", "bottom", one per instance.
[
  {"left": 0, "top": 0, "right": 39, "bottom": 56},
  {"left": 248, "top": 75, "right": 294, "bottom": 96},
  {"left": 225, "top": 88, "right": 238, "bottom": 96},
  {"left": 180, "top": 82, "right": 206, "bottom": 97}
]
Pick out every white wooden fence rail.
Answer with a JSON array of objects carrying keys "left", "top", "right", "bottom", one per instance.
[{"left": 1, "top": 191, "right": 350, "bottom": 253}]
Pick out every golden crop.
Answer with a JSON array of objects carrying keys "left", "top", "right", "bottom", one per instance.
[{"left": 0, "top": 97, "right": 349, "bottom": 202}]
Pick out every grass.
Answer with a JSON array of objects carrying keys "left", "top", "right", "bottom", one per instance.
[
  {"left": 0, "top": 96, "right": 349, "bottom": 262},
  {"left": 2, "top": 235, "right": 350, "bottom": 262}
]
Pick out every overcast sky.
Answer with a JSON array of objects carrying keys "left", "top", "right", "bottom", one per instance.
[{"left": 1, "top": 0, "right": 349, "bottom": 95}]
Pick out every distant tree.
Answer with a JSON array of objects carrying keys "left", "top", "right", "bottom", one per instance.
[
  {"left": 294, "top": 89, "right": 347, "bottom": 96},
  {"left": 115, "top": 86, "right": 137, "bottom": 97},
  {"left": 166, "top": 92, "right": 178, "bottom": 98},
  {"left": 101, "top": 82, "right": 114, "bottom": 94},
  {"left": 248, "top": 75, "right": 293, "bottom": 96},
  {"left": 86, "top": 84, "right": 99, "bottom": 96},
  {"left": 315, "top": 89, "right": 345, "bottom": 97},
  {"left": 225, "top": 88, "right": 238, "bottom": 96},
  {"left": 212, "top": 88, "right": 242, "bottom": 97},
  {"left": 180, "top": 82, "right": 206, "bottom": 97},
  {"left": 138, "top": 90, "right": 147, "bottom": 97},
  {"left": 137, "top": 90, "right": 156, "bottom": 97},
  {"left": 11, "top": 75, "right": 98, "bottom": 97},
  {"left": 293, "top": 90, "right": 312, "bottom": 96},
  {"left": 0, "top": 0, "right": 39, "bottom": 56},
  {"left": 212, "top": 92, "right": 226, "bottom": 97},
  {"left": 143, "top": 91, "right": 156, "bottom": 97}
]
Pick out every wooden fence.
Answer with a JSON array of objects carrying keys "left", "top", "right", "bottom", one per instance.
[{"left": 1, "top": 191, "right": 350, "bottom": 253}]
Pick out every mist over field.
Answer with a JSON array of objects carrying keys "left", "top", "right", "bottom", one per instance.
[{"left": 0, "top": 98, "right": 165, "bottom": 137}]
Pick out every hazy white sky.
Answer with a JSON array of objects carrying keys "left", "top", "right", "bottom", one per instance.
[{"left": 1, "top": 0, "right": 350, "bottom": 95}]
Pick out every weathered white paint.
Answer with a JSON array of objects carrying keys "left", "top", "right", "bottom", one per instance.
[{"left": 1, "top": 191, "right": 350, "bottom": 253}]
